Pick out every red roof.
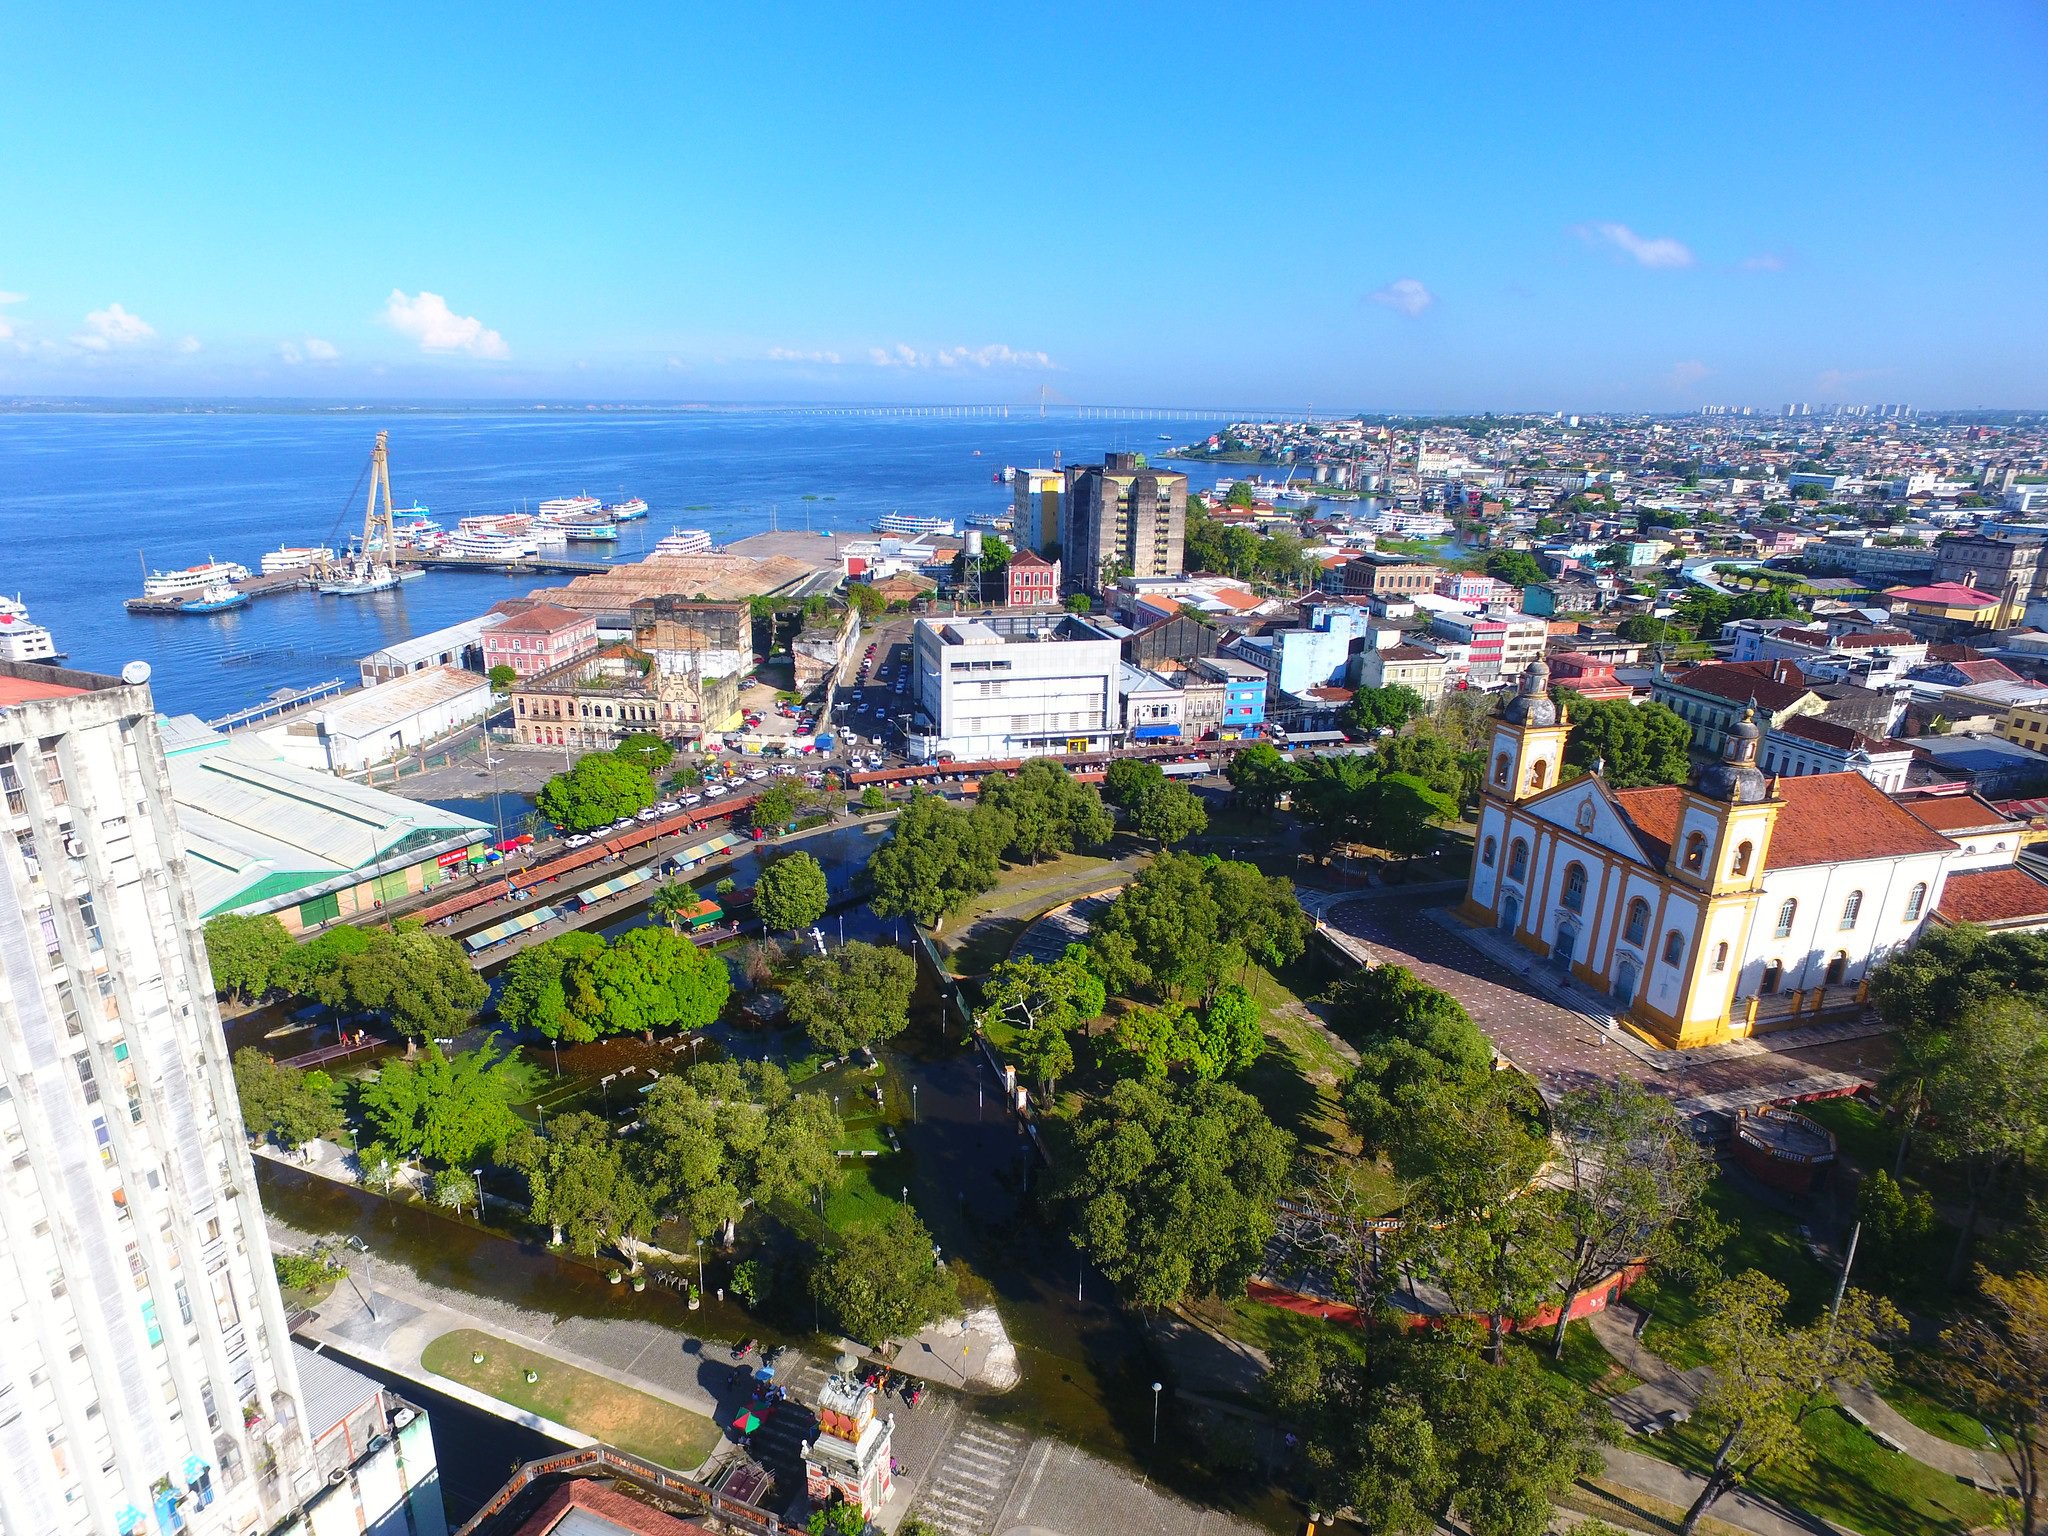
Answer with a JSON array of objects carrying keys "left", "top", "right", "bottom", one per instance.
[
  {"left": 1900, "top": 793, "right": 2016, "bottom": 836},
  {"left": 1886, "top": 582, "right": 2002, "bottom": 608},
  {"left": 1936, "top": 867, "right": 2048, "bottom": 928},
  {"left": 1941, "top": 659, "right": 2023, "bottom": 685},
  {"left": 1009, "top": 548, "right": 1051, "bottom": 568},
  {"left": 1670, "top": 660, "right": 1815, "bottom": 711},
  {"left": 490, "top": 603, "right": 592, "bottom": 635},
  {"left": 1771, "top": 714, "right": 1895, "bottom": 754},
  {"left": 0, "top": 675, "right": 87, "bottom": 705},
  {"left": 1613, "top": 771, "right": 1956, "bottom": 870}
]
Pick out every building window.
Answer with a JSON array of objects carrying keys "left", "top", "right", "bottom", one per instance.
[
  {"left": 1481, "top": 837, "right": 1496, "bottom": 868},
  {"left": 1507, "top": 839, "right": 1529, "bottom": 880},
  {"left": 1529, "top": 760, "right": 1548, "bottom": 790},
  {"left": 1840, "top": 890, "right": 1862, "bottom": 930},
  {"left": 1775, "top": 898, "right": 1797, "bottom": 938},
  {"left": 1904, "top": 882, "right": 1927, "bottom": 921},
  {"left": 1662, "top": 931, "right": 1685, "bottom": 965},
  {"left": 1713, "top": 941, "right": 1729, "bottom": 972},
  {"left": 1761, "top": 959, "right": 1783, "bottom": 995},
  {"left": 1624, "top": 898, "right": 1649, "bottom": 946},
  {"left": 1562, "top": 863, "right": 1587, "bottom": 913},
  {"left": 1732, "top": 841, "right": 1754, "bottom": 877},
  {"left": 1825, "top": 951, "right": 1849, "bottom": 985},
  {"left": 1493, "top": 752, "right": 1511, "bottom": 788},
  {"left": 1683, "top": 832, "right": 1707, "bottom": 872}
]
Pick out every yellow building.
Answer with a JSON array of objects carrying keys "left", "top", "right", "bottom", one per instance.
[{"left": 1997, "top": 700, "right": 2048, "bottom": 751}]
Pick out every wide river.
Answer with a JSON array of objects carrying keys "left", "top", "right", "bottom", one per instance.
[{"left": 0, "top": 406, "right": 1245, "bottom": 717}]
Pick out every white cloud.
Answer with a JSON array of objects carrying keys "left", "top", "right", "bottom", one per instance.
[
  {"left": 768, "top": 346, "right": 844, "bottom": 365},
  {"left": 381, "top": 289, "right": 508, "bottom": 358},
  {"left": 0, "top": 287, "right": 20, "bottom": 342},
  {"left": 868, "top": 342, "right": 1055, "bottom": 370},
  {"left": 1577, "top": 222, "right": 1695, "bottom": 269},
  {"left": 1741, "top": 252, "right": 1786, "bottom": 272},
  {"left": 303, "top": 336, "right": 337, "bottom": 360},
  {"left": 72, "top": 302, "right": 156, "bottom": 351},
  {"left": 1368, "top": 277, "right": 1435, "bottom": 317},
  {"left": 177, "top": 335, "right": 203, "bottom": 354},
  {"left": 1668, "top": 359, "right": 1710, "bottom": 388}
]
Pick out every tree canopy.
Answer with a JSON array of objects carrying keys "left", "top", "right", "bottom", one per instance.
[
  {"left": 360, "top": 1037, "right": 537, "bottom": 1169},
  {"left": 637, "top": 1060, "right": 841, "bottom": 1237},
  {"left": 1556, "top": 692, "right": 1692, "bottom": 788},
  {"left": 613, "top": 732, "right": 675, "bottom": 775},
  {"left": 1343, "top": 684, "right": 1426, "bottom": 737},
  {"left": 1101, "top": 758, "right": 1208, "bottom": 846},
  {"left": 782, "top": 941, "right": 918, "bottom": 1055},
  {"left": 867, "top": 793, "right": 1011, "bottom": 929},
  {"left": 538, "top": 750, "right": 657, "bottom": 832},
  {"left": 499, "top": 926, "right": 730, "bottom": 1041},
  {"left": 976, "top": 760, "right": 1113, "bottom": 863},
  {"left": 1088, "top": 851, "right": 1307, "bottom": 1003},
  {"left": 1334, "top": 965, "right": 1497, "bottom": 1152},
  {"left": 231, "top": 1048, "right": 344, "bottom": 1151},
  {"left": 754, "top": 851, "right": 830, "bottom": 933},
  {"left": 810, "top": 1203, "right": 959, "bottom": 1344},
  {"left": 204, "top": 913, "right": 296, "bottom": 1002},
  {"left": 1483, "top": 549, "right": 1548, "bottom": 588},
  {"left": 265, "top": 920, "right": 487, "bottom": 1040},
  {"left": 1225, "top": 741, "right": 1302, "bottom": 814},
  {"left": 1057, "top": 1076, "right": 1292, "bottom": 1309},
  {"left": 504, "top": 1110, "right": 655, "bottom": 1260}
]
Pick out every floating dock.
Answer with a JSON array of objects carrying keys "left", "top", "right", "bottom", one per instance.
[
  {"left": 396, "top": 553, "right": 611, "bottom": 576},
  {"left": 123, "top": 571, "right": 311, "bottom": 614}
]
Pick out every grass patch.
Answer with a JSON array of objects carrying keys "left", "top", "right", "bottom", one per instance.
[
  {"left": 1634, "top": 1179, "right": 1833, "bottom": 1370},
  {"left": 422, "top": 1328, "right": 719, "bottom": 1472},
  {"left": 1799, "top": 1095, "right": 1894, "bottom": 1172},
  {"left": 1512, "top": 1319, "right": 1642, "bottom": 1397},
  {"left": 1644, "top": 1404, "right": 2000, "bottom": 1536},
  {"left": 1188, "top": 1294, "right": 1372, "bottom": 1365},
  {"left": 1556, "top": 1477, "right": 1766, "bottom": 1536},
  {"left": 821, "top": 1155, "right": 913, "bottom": 1230},
  {"left": 1884, "top": 1357, "right": 2003, "bottom": 1451}
]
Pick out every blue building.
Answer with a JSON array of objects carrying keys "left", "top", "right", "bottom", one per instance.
[
  {"left": 1270, "top": 603, "right": 1374, "bottom": 697},
  {"left": 1192, "top": 654, "right": 1269, "bottom": 731}
]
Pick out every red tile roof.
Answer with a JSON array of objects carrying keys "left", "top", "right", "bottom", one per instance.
[
  {"left": 1935, "top": 867, "right": 2048, "bottom": 928},
  {"left": 490, "top": 603, "right": 591, "bottom": 634},
  {"left": 1612, "top": 771, "right": 1956, "bottom": 870},
  {"left": 1612, "top": 784, "right": 1683, "bottom": 868},
  {"left": 1941, "top": 659, "right": 2023, "bottom": 685},
  {"left": 1886, "top": 582, "right": 2002, "bottom": 608},
  {"left": 0, "top": 675, "right": 87, "bottom": 705},
  {"left": 1900, "top": 793, "right": 2016, "bottom": 836},
  {"left": 1671, "top": 660, "right": 1815, "bottom": 711},
  {"left": 1211, "top": 588, "right": 1267, "bottom": 612},
  {"left": 1772, "top": 714, "right": 1895, "bottom": 754}
]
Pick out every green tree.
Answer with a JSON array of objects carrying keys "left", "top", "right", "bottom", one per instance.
[
  {"left": 648, "top": 881, "right": 703, "bottom": 931},
  {"left": 806, "top": 1502, "right": 869, "bottom": 1536},
  {"left": 1374, "top": 727, "right": 1474, "bottom": 806},
  {"left": 1335, "top": 965, "right": 1496, "bottom": 1151},
  {"left": 1482, "top": 549, "right": 1547, "bottom": 588},
  {"left": 1198, "top": 983, "right": 1265, "bottom": 1077},
  {"left": 505, "top": 1111, "right": 656, "bottom": 1263},
  {"left": 1935, "top": 1268, "right": 2048, "bottom": 1536},
  {"left": 1616, "top": 615, "right": 1668, "bottom": 643},
  {"left": 1358, "top": 771, "right": 1458, "bottom": 857},
  {"left": 203, "top": 913, "right": 295, "bottom": 1002},
  {"left": 754, "top": 851, "right": 829, "bottom": 933},
  {"left": 360, "top": 1037, "right": 535, "bottom": 1169},
  {"left": 1089, "top": 850, "right": 1221, "bottom": 1000},
  {"left": 487, "top": 663, "right": 518, "bottom": 692},
  {"left": 340, "top": 922, "right": 490, "bottom": 1042},
  {"left": 495, "top": 930, "right": 606, "bottom": 1040},
  {"left": 1063, "top": 592, "right": 1092, "bottom": 614},
  {"left": 1057, "top": 1077, "right": 1292, "bottom": 1308},
  {"left": 1344, "top": 684, "right": 1426, "bottom": 736},
  {"left": 1914, "top": 997, "right": 2048, "bottom": 1283},
  {"left": 538, "top": 751, "right": 657, "bottom": 832},
  {"left": 978, "top": 945, "right": 1106, "bottom": 1038},
  {"left": 1102, "top": 759, "right": 1207, "bottom": 846},
  {"left": 1014, "top": 1020, "right": 1077, "bottom": 1098},
  {"left": 1557, "top": 693, "right": 1692, "bottom": 788},
  {"left": 566, "top": 926, "right": 731, "bottom": 1039},
  {"left": 846, "top": 582, "right": 886, "bottom": 620},
  {"left": 1225, "top": 742, "right": 1301, "bottom": 814},
  {"left": 614, "top": 732, "right": 674, "bottom": 775},
  {"left": 810, "top": 1204, "right": 959, "bottom": 1344},
  {"left": 274, "top": 922, "right": 373, "bottom": 1012},
  {"left": 1204, "top": 858, "right": 1310, "bottom": 973},
  {"left": 1224, "top": 480, "right": 1256, "bottom": 508},
  {"left": 867, "top": 793, "right": 1011, "bottom": 929},
  {"left": 977, "top": 760, "right": 1113, "bottom": 863},
  {"left": 433, "top": 1168, "right": 477, "bottom": 1214},
  {"left": 859, "top": 783, "right": 887, "bottom": 811},
  {"left": 783, "top": 941, "right": 917, "bottom": 1055},
  {"left": 230, "top": 1047, "right": 344, "bottom": 1151}
]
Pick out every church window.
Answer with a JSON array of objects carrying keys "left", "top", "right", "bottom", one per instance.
[
  {"left": 1825, "top": 951, "right": 1849, "bottom": 985},
  {"left": 1529, "top": 760, "right": 1548, "bottom": 790},
  {"left": 1493, "top": 752, "right": 1511, "bottom": 787},
  {"left": 1481, "top": 837, "right": 1496, "bottom": 868},
  {"left": 1507, "top": 839, "right": 1529, "bottom": 880},
  {"left": 1733, "top": 841, "right": 1754, "bottom": 877},
  {"left": 1774, "top": 898, "right": 1797, "bottom": 938},
  {"left": 1662, "top": 930, "right": 1685, "bottom": 965},
  {"left": 1683, "top": 832, "right": 1707, "bottom": 872},
  {"left": 1904, "top": 882, "right": 1927, "bottom": 921},
  {"left": 1624, "top": 898, "right": 1649, "bottom": 946},
  {"left": 1840, "top": 890, "right": 1862, "bottom": 930},
  {"left": 1761, "top": 959, "right": 1783, "bottom": 995},
  {"left": 1562, "top": 863, "right": 1587, "bottom": 913},
  {"left": 1713, "top": 941, "right": 1729, "bottom": 972}
]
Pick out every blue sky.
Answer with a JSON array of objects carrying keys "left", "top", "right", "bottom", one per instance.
[{"left": 2, "top": 1, "right": 2043, "bottom": 409}]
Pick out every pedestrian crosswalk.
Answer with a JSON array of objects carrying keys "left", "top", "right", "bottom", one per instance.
[{"left": 911, "top": 1420, "right": 1029, "bottom": 1536}]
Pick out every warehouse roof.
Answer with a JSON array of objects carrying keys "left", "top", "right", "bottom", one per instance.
[{"left": 159, "top": 716, "right": 487, "bottom": 916}]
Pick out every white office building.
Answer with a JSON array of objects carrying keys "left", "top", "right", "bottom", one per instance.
[
  {"left": 906, "top": 615, "right": 1123, "bottom": 761},
  {"left": 0, "top": 661, "right": 312, "bottom": 1535}
]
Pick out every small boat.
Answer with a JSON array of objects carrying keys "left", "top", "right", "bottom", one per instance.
[
  {"left": 179, "top": 580, "right": 249, "bottom": 614},
  {"left": 1158, "top": 433, "right": 1173, "bottom": 441}
]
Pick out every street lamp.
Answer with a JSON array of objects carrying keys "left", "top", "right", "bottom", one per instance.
[
  {"left": 696, "top": 1238, "right": 705, "bottom": 1295},
  {"left": 601, "top": 1072, "right": 618, "bottom": 1112},
  {"left": 1151, "top": 1381, "right": 1163, "bottom": 1445},
  {"left": 550, "top": 1039, "right": 561, "bottom": 1078},
  {"left": 901, "top": 1185, "right": 908, "bottom": 1204},
  {"left": 472, "top": 1168, "right": 486, "bottom": 1216},
  {"left": 911, "top": 1085, "right": 919, "bottom": 1124}
]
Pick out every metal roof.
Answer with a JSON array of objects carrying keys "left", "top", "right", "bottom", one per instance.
[
  {"left": 360, "top": 613, "right": 502, "bottom": 669},
  {"left": 291, "top": 1342, "right": 380, "bottom": 1441}
]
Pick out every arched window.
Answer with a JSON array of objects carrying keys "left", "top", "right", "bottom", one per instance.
[
  {"left": 1713, "top": 941, "right": 1729, "bottom": 972},
  {"left": 1774, "top": 898, "right": 1797, "bottom": 938},
  {"left": 1562, "top": 863, "right": 1587, "bottom": 912},
  {"left": 1508, "top": 839, "right": 1529, "bottom": 880},
  {"left": 1683, "top": 832, "right": 1707, "bottom": 872},
  {"left": 1761, "top": 959, "right": 1783, "bottom": 995},
  {"left": 1529, "top": 760, "right": 1549, "bottom": 791},
  {"left": 1481, "top": 836, "right": 1497, "bottom": 868},
  {"left": 1840, "top": 890, "right": 1863, "bottom": 930},
  {"left": 1733, "top": 841, "right": 1754, "bottom": 877},
  {"left": 1904, "top": 882, "right": 1927, "bottom": 921},
  {"left": 1662, "top": 930, "right": 1685, "bottom": 965},
  {"left": 1494, "top": 752, "right": 1511, "bottom": 787},
  {"left": 1825, "top": 951, "right": 1849, "bottom": 985},
  {"left": 1624, "top": 898, "right": 1650, "bottom": 946}
]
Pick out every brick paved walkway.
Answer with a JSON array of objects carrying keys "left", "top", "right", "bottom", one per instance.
[{"left": 1323, "top": 894, "right": 1877, "bottom": 1114}]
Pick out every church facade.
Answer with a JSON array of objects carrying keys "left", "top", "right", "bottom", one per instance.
[{"left": 1459, "top": 660, "right": 2003, "bottom": 1049}]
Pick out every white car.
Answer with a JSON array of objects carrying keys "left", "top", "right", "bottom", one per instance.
[
  {"left": 636, "top": 808, "right": 660, "bottom": 821},
  {"left": 611, "top": 816, "right": 636, "bottom": 830},
  {"left": 746, "top": 768, "right": 768, "bottom": 781},
  {"left": 655, "top": 799, "right": 680, "bottom": 814},
  {"left": 563, "top": 834, "right": 592, "bottom": 849},
  {"left": 704, "top": 784, "right": 727, "bottom": 798},
  {"left": 681, "top": 792, "right": 703, "bottom": 807}
]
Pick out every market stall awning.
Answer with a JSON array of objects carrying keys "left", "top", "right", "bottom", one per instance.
[{"left": 463, "top": 904, "right": 559, "bottom": 951}]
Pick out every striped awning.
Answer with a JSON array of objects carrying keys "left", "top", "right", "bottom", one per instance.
[
  {"left": 575, "top": 867, "right": 652, "bottom": 904},
  {"left": 462, "top": 904, "right": 559, "bottom": 951}
]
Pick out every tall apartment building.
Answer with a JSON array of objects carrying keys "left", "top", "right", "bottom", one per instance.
[
  {"left": 1010, "top": 468, "right": 1064, "bottom": 556},
  {"left": 0, "top": 661, "right": 310, "bottom": 1535},
  {"left": 1060, "top": 453, "right": 1187, "bottom": 596}
]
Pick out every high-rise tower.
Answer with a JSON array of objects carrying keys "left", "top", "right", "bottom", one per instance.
[{"left": 0, "top": 660, "right": 307, "bottom": 1534}]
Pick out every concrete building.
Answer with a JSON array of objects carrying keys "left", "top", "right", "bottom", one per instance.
[
  {"left": 906, "top": 614, "right": 1123, "bottom": 761},
  {"left": 1119, "top": 665, "right": 1186, "bottom": 743},
  {"left": 628, "top": 598, "right": 751, "bottom": 683},
  {"left": 159, "top": 715, "right": 488, "bottom": 931},
  {"left": 1652, "top": 660, "right": 1826, "bottom": 756},
  {"left": 1931, "top": 532, "right": 2042, "bottom": 623},
  {"left": 1005, "top": 548, "right": 1061, "bottom": 608},
  {"left": 1011, "top": 468, "right": 1064, "bottom": 555},
  {"left": 257, "top": 667, "right": 491, "bottom": 776},
  {"left": 286, "top": 1343, "right": 445, "bottom": 1535},
  {"left": 481, "top": 604, "right": 599, "bottom": 680},
  {"left": 0, "top": 661, "right": 312, "bottom": 1533},
  {"left": 1727, "top": 623, "right": 1927, "bottom": 688},
  {"left": 1189, "top": 654, "right": 1268, "bottom": 733},
  {"left": 1261, "top": 603, "right": 1376, "bottom": 698},
  {"left": 1174, "top": 672, "right": 1226, "bottom": 738},
  {"left": 1759, "top": 715, "right": 1916, "bottom": 794},
  {"left": 358, "top": 613, "right": 502, "bottom": 686},
  {"left": 1897, "top": 732, "right": 2048, "bottom": 798},
  {"left": 1060, "top": 453, "right": 1187, "bottom": 595},
  {"left": 791, "top": 605, "right": 861, "bottom": 694},
  {"left": 1350, "top": 642, "right": 1449, "bottom": 704},
  {"left": 1882, "top": 581, "right": 2008, "bottom": 639},
  {"left": 1429, "top": 609, "right": 1547, "bottom": 690},
  {"left": 512, "top": 646, "right": 741, "bottom": 751},
  {"left": 1339, "top": 552, "right": 1438, "bottom": 600}
]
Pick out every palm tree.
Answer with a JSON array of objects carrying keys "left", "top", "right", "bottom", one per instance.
[{"left": 649, "top": 882, "right": 701, "bottom": 931}]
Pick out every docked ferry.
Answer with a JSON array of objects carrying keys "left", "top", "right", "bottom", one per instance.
[
  {"left": 259, "top": 544, "right": 335, "bottom": 575},
  {"left": 0, "top": 596, "right": 59, "bottom": 662},
  {"left": 141, "top": 558, "right": 252, "bottom": 599},
  {"left": 604, "top": 497, "right": 649, "bottom": 521},
  {"left": 537, "top": 495, "right": 603, "bottom": 521},
  {"left": 875, "top": 511, "right": 955, "bottom": 538},
  {"left": 553, "top": 517, "right": 620, "bottom": 543},
  {"left": 652, "top": 528, "right": 713, "bottom": 556}
]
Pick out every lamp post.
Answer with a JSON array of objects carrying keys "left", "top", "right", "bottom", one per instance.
[
  {"left": 1151, "top": 1381, "right": 1163, "bottom": 1446},
  {"left": 901, "top": 1185, "right": 908, "bottom": 1205},
  {"left": 472, "top": 1168, "right": 485, "bottom": 1217},
  {"left": 911, "top": 1085, "right": 919, "bottom": 1124},
  {"left": 550, "top": 1039, "right": 561, "bottom": 1078},
  {"left": 601, "top": 1072, "right": 618, "bottom": 1112},
  {"left": 696, "top": 1238, "right": 705, "bottom": 1295}
]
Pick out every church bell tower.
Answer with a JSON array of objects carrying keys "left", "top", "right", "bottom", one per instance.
[{"left": 1486, "top": 658, "right": 1570, "bottom": 802}]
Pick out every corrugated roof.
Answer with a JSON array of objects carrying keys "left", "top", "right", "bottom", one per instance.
[
  {"left": 303, "top": 667, "right": 488, "bottom": 740},
  {"left": 291, "top": 1342, "right": 379, "bottom": 1440}
]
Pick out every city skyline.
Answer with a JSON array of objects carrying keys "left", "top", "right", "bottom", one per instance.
[{"left": 2, "top": 1, "right": 2045, "bottom": 408}]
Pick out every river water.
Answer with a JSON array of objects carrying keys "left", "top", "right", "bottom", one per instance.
[{"left": 0, "top": 407, "right": 1241, "bottom": 718}]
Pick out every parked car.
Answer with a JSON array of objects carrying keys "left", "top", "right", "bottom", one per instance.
[
  {"left": 611, "top": 816, "right": 636, "bottom": 830},
  {"left": 636, "top": 808, "right": 660, "bottom": 821},
  {"left": 564, "top": 834, "right": 592, "bottom": 849},
  {"left": 655, "top": 799, "right": 680, "bottom": 814},
  {"left": 681, "top": 793, "right": 703, "bottom": 807}
]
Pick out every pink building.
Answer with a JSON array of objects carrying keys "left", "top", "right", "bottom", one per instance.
[
  {"left": 1007, "top": 548, "right": 1061, "bottom": 607},
  {"left": 481, "top": 602, "right": 599, "bottom": 678}
]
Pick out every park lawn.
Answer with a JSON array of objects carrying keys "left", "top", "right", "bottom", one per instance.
[
  {"left": 422, "top": 1328, "right": 719, "bottom": 1473},
  {"left": 1884, "top": 1356, "right": 2005, "bottom": 1451},
  {"left": 1645, "top": 1404, "right": 1999, "bottom": 1536},
  {"left": 1556, "top": 1478, "right": 1779, "bottom": 1536},
  {"left": 1634, "top": 1179, "right": 1834, "bottom": 1369},
  {"left": 822, "top": 1154, "right": 913, "bottom": 1230},
  {"left": 1798, "top": 1095, "right": 1895, "bottom": 1173},
  {"left": 936, "top": 850, "right": 1126, "bottom": 975},
  {"left": 1191, "top": 1294, "right": 1371, "bottom": 1366},
  {"left": 1512, "top": 1320, "right": 1642, "bottom": 1398}
]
